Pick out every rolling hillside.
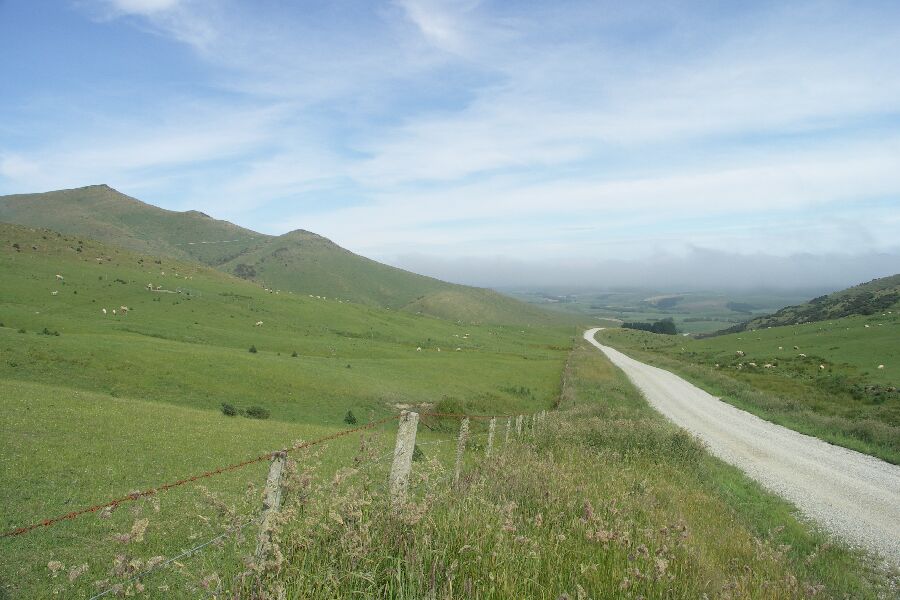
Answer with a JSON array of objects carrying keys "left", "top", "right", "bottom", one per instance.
[
  {"left": 0, "top": 185, "right": 559, "bottom": 324},
  {"left": 712, "top": 274, "right": 900, "bottom": 335},
  {"left": 1, "top": 223, "right": 890, "bottom": 598}
]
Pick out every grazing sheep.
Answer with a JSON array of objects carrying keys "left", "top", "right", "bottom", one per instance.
[
  {"left": 793, "top": 345, "right": 799, "bottom": 350},
  {"left": 865, "top": 324, "right": 871, "bottom": 328},
  {"left": 819, "top": 364, "right": 825, "bottom": 370},
  {"left": 51, "top": 291, "right": 58, "bottom": 296},
  {"left": 102, "top": 308, "right": 107, "bottom": 315},
  {"left": 798, "top": 353, "right": 807, "bottom": 358},
  {"left": 878, "top": 364, "right": 885, "bottom": 369},
  {"left": 714, "top": 363, "right": 720, "bottom": 368},
  {"left": 255, "top": 321, "right": 263, "bottom": 327},
  {"left": 456, "top": 347, "right": 461, "bottom": 351},
  {"left": 778, "top": 346, "right": 783, "bottom": 350},
  {"left": 55, "top": 274, "right": 63, "bottom": 280},
  {"left": 748, "top": 362, "right": 757, "bottom": 367},
  {"left": 416, "top": 347, "right": 422, "bottom": 352},
  {"left": 436, "top": 348, "right": 441, "bottom": 352},
  {"left": 112, "top": 309, "right": 117, "bottom": 315},
  {"left": 764, "top": 364, "right": 774, "bottom": 368},
  {"left": 147, "top": 283, "right": 153, "bottom": 291},
  {"left": 735, "top": 350, "right": 745, "bottom": 356}
]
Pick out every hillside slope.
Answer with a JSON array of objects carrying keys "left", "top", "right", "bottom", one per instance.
[
  {"left": 0, "top": 184, "right": 264, "bottom": 265},
  {"left": 712, "top": 274, "right": 900, "bottom": 335},
  {"left": 0, "top": 185, "right": 559, "bottom": 324}
]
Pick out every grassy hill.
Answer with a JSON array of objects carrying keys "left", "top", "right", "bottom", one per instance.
[
  {"left": 0, "top": 184, "right": 263, "bottom": 265},
  {"left": 711, "top": 274, "right": 900, "bottom": 335},
  {"left": 0, "top": 223, "right": 891, "bottom": 598},
  {"left": 0, "top": 185, "right": 563, "bottom": 324}
]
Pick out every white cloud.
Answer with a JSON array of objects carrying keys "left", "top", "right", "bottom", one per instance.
[{"left": 103, "top": 0, "right": 182, "bottom": 15}]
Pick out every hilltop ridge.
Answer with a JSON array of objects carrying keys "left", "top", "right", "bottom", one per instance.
[
  {"left": 0, "top": 185, "right": 563, "bottom": 324},
  {"left": 708, "top": 273, "right": 900, "bottom": 336}
]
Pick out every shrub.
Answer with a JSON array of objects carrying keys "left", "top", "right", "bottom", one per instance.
[
  {"left": 249, "top": 345, "right": 258, "bottom": 353},
  {"left": 17, "top": 328, "right": 25, "bottom": 334},
  {"left": 412, "top": 444, "right": 424, "bottom": 462},
  {"left": 221, "top": 403, "right": 238, "bottom": 417},
  {"left": 291, "top": 351, "right": 298, "bottom": 357},
  {"left": 244, "top": 406, "right": 270, "bottom": 419},
  {"left": 344, "top": 410, "right": 358, "bottom": 425},
  {"left": 40, "top": 327, "right": 60, "bottom": 336}
]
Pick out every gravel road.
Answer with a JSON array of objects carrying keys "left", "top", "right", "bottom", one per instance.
[{"left": 584, "top": 328, "right": 900, "bottom": 564}]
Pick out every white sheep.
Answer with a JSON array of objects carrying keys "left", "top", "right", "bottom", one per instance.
[
  {"left": 764, "top": 364, "right": 774, "bottom": 368},
  {"left": 735, "top": 350, "right": 745, "bottom": 356},
  {"left": 102, "top": 308, "right": 107, "bottom": 315},
  {"left": 778, "top": 346, "right": 783, "bottom": 350},
  {"left": 878, "top": 364, "right": 885, "bottom": 369},
  {"left": 819, "top": 364, "right": 825, "bottom": 370},
  {"left": 798, "top": 353, "right": 807, "bottom": 358},
  {"left": 112, "top": 309, "right": 117, "bottom": 315},
  {"left": 456, "top": 347, "right": 461, "bottom": 351},
  {"left": 51, "top": 291, "right": 58, "bottom": 296},
  {"left": 748, "top": 362, "right": 757, "bottom": 367},
  {"left": 416, "top": 347, "right": 422, "bottom": 352},
  {"left": 436, "top": 347, "right": 441, "bottom": 352},
  {"left": 55, "top": 274, "right": 63, "bottom": 280},
  {"left": 793, "top": 345, "right": 799, "bottom": 350},
  {"left": 255, "top": 321, "right": 263, "bottom": 327}
]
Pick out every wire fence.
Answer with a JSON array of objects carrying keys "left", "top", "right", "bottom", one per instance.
[
  {"left": 2, "top": 406, "right": 548, "bottom": 598},
  {"left": 1, "top": 410, "right": 533, "bottom": 540}
]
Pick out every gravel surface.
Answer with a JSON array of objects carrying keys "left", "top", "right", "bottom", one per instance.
[{"left": 585, "top": 328, "right": 900, "bottom": 564}]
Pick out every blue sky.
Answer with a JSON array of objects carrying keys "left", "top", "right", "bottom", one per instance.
[{"left": 1, "top": 0, "right": 899, "bottom": 288}]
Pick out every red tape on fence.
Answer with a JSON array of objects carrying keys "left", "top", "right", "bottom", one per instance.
[{"left": 1, "top": 414, "right": 398, "bottom": 539}]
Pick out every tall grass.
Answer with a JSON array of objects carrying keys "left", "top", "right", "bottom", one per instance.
[{"left": 235, "top": 342, "right": 894, "bottom": 599}]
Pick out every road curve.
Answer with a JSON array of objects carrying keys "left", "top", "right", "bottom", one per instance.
[{"left": 584, "top": 328, "right": 900, "bottom": 564}]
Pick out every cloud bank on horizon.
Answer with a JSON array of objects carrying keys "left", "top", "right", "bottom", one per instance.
[{"left": 1, "top": 0, "right": 898, "bottom": 289}]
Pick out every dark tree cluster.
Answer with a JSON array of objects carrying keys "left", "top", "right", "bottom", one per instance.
[{"left": 623, "top": 317, "right": 677, "bottom": 335}]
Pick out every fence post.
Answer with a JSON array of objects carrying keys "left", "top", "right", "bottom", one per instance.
[
  {"left": 486, "top": 417, "right": 496, "bottom": 457},
  {"left": 453, "top": 417, "right": 470, "bottom": 486},
  {"left": 255, "top": 451, "right": 286, "bottom": 567},
  {"left": 389, "top": 411, "right": 418, "bottom": 508},
  {"left": 505, "top": 417, "right": 512, "bottom": 444},
  {"left": 516, "top": 415, "right": 523, "bottom": 436}
]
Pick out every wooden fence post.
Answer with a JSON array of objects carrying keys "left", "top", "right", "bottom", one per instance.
[
  {"left": 255, "top": 451, "right": 286, "bottom": 567},
  {"left": 515, "top": 415, "right": 523, "bottom": 436},
  {"left": 453, "top": 417, "right": 470, "bottom": 485},
  {"left": 486, "top": 417, "right": 496, "bottom": 457},
  {"left": 389, "top": 411, "right": 418, "bottom": 508},
  {"left": 505, "top": 417, "right": 512, "bottom": 444}
]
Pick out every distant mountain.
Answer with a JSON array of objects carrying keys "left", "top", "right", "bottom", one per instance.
[
  {"left": 0, "top": 185, "right": 561, "bottom": 324},
  {"left": 710, "top": 274, "right": 900, "bottom": 335}
]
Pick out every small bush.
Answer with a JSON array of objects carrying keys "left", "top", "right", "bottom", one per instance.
[
  {"left": 40, "top": 327, "right": 60, "bottom": 336},
  {"left": 344, "top": 410, "right": 358, "bottom": 425},
  {"left": 17, "top": 328, "right": 26, "bottom": 334},
  {"left": 249, "top": 345, "right": 258, "bottom": 353},
  {"left": 412, "top": 444, "right": 424, "bottom": 462},
  {"left": 244, "top": 406, "right": 270, "bottom": 419},
  {"left": 291, "top": 351, "right": 298, "bottom": 357},
  {"left": 221, "top": 403, "right": 238, "bottom": 417}
]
